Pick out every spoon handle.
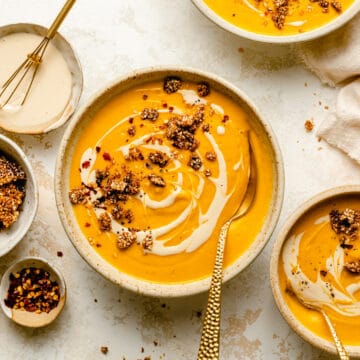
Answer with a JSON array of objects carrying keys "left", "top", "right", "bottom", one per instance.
[
  {"left": 321, "top": 310, "right": 350, "bottom": 360},
  {"left": 197, "top": 220, "right": 231, "bottom": 360}
]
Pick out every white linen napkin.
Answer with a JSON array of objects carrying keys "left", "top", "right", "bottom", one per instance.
[{"left": 298, "top": 14, "right": 360, "bottom": 163}]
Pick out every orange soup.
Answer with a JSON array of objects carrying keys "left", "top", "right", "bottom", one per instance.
[
  {"left": 279, "top": 195, "right": 360, "bottom": 345},
  {"left": 204, "top": 0, "right": 354, "bottom": 36},
  {"left": 69, "top": 77, "right": 274, "bottom": 284}
]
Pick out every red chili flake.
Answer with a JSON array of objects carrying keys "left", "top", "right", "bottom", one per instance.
[
  {"left": 85, "top": 222, "right": 91, "bottom": 227},
  {"left": 140, "top": 123, "right": 144, "bottom": 128},
  {"left": 95, "top": 146, "right": 101, "bottom": 153},
  {"left": 128, "top": 117, "right": 134, "bottom": 124},
  {"left": 162, "top": 103, "right": 168, "bottom": 108},
  {"left": 320, "top": 270, "right": 327, "bottom": 277},
  {"left": 142, "top": 94, "right": 148, "bottom": 100},
  {"left": 222, "top": 115, "right": 229, "bottom": 123},
  {"left": 82, "top": 160, "right": 91, "bottom": 169},
  {"left": 103, "top": 152, "right": 111, "bottom": 161},
  {"left": 169, "top": 106, "right": 174, "bottom": 112}
]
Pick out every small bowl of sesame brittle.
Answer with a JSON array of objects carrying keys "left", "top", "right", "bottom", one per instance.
[
  {"left": 0, "top": 134, "right": 38, "bottom": 257},
  {"left": 0, "top": 257, "right": 66, "bottom": 327}
]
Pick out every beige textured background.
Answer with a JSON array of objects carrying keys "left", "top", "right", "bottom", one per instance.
[{"left": 1, "top": 0, "right": 360, "bottom": 359}]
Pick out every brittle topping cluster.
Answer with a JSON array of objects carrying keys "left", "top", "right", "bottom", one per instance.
[
  {"left": 267, "top": 0, "right": 343, "bottom": 29},
  {"left": 0, "top": 154, "right": 26, "bottom": 229},
  {"left": 69, "top": 77, "right": 220, "bottom": 253},
  {"left": 330, "top": 208, "right": 360, "bottom": 274}
]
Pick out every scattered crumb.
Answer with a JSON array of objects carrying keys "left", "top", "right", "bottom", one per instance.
[
  {"left": 100, "top": 346, "right": 108, "bottom": 355},
  {"left": 304, "top": 120, "right": 314, "bottom": 132},
  {"left": 57, "top": 251, "right": 63, "bottom": 257}
]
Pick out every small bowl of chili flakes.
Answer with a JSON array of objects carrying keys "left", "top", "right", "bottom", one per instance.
[{"left": 0, "top": 257, "right": 66, "bottom": 327}]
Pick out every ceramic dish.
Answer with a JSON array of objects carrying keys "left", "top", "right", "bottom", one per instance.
[
  {"left": 0, "top": 23, "right": 83, "bottom": 134},
  {"left": 192, "top": 0, "right": 360, "bottom": 43},
  {"left": 55, "top": 66, "right": 284, "bottom": 297},
  {"left": 270, "top": 186, "right": 360, "bottom": 356},
  {"left": 0, "top": 134, "right": 38, "bottom": 257},
  {"left": 0, "top": 257, "right": 66, "bottom": 327}
]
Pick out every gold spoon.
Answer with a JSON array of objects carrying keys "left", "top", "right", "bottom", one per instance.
[
  {"left": 197, "top": 139, "right": 257, "bottom": 360},
  {"left": 298, "top": 299, "right": 349, "bottom": 360}
]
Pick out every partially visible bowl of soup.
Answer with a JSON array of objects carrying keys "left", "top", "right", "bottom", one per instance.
[
  {"left": 270, "top": 186, "right": 360, "bottom": 356},
  {"left": 192, "top": 0, "right": 360, "bottom": 43},
  {"left": 55, "top": 67, "right": 283, "bottom": 297}
]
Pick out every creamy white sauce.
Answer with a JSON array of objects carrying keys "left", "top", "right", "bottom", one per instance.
[
  {"left": 286, "top": 20, "right": 307, "bottom": 27},
  {"left": 79, "top": 107, "right": 247, "bottom": 256},
  {"left": 0, "top": 33, "right": 72, "bottom": 132},
  {"left": 217, "top": 126, "right": 225, "bottom": 135},
  {"left": 283, "top": 233, "right": 360, "bottom": 316},
  {"left": 211, "top": 103, "right": 224, "bottom": 115},
  {"left": 178, "top": 90, "right": 207, "bottom": 106}
]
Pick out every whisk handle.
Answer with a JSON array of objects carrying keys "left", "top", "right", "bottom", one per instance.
[{"left": 46, "top": 0, "right": 76, "bottom": 39}]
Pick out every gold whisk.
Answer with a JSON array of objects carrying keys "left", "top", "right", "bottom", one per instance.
[{"left": 0, "top": 0, "right": 76, "bottom": 112}]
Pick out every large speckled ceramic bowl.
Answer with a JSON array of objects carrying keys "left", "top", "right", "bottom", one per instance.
[
  {"left": 55, "top": 66, "right": 284, "bottom": 297},
  {"left": 0, "top": 134, "right": 38, "bottom": 257},
  {"left": 192, "top": 0, "right": 360, "bottom": 43},
  {"left": 270, "top": 186, "right": 360, "bottom": 357},
  {"left": 0, "top": 23, "right": 83, "bottom": 134}
]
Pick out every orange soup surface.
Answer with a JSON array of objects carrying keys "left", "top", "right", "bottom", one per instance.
[
  {"left": 279, "top": 195, "right": 360, "bottom": 345},
  {"left": 204, "top": 0, "right": 354, "bottom": 36},
  {"left": 69, "top": 78, "right": 274, "bottom": 284}
]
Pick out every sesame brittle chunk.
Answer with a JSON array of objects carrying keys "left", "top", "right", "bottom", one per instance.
[
  {"left": 0, "top": 156, "right": 26, "bottom": 186},
  {"left": 0, "top": 184, "right": 25, "bottom": 228},
  {"left": 148, "top": 174, "right": 166, "bottom": 187},
  {"left": 345, "top": 261, "right": 360, "bottom": 274},
  {"left": 126, "top": 146, "right": 144, "bottom": 161},
  {"left": 148, "top": 151, "right": 169, "bottom": 168},
  {"left": 205, "top": 151, "right": 217, "bottom": 161},
  {"left": 330, "top": 208, "right": 360, "bottom": 240},
  {"left": 69, "top": 186, "right": 90, "bottom": 205},
  {"left": 188, "top": 154, "right": 202, "bottom": 171},
  {"left": 165, "top": 109, "right": 205, "bottom": 152},
  {"left": 117, "top": 230, "right": 137, "bottom": 250},
  {"left": 197, "top": 81, "right": 211, "bottom": 97},
  {"left": 141, "top": 108, "right": 159, "bottom": 122},
  {"left": 163, "top": 76, "right": 182, "bottom": 94},
  {"left": 272, "top": 0, "right": 289, "bottom": 29},
  {"left": 98, "top": 212, "right": 112, "bottom": 232},
  {"left": 142, "top": 233, "right": 153, "bottom": 251},
  {"left": 331, "top": 0, "right": 342, "bottom": 11}
]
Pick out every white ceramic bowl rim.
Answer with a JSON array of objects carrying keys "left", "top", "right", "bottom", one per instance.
[
  {"left": 192, "top": 0, "right": 360, "bottom": 43},
  {"left": 270, "top": 185, "right": 360, "bottom": 356},
  {"left": 0, "top": 134, "right": 38, "bottom": 257},
  {"left": 55, "top": 65, "right": 284, "bottom": 297}
]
